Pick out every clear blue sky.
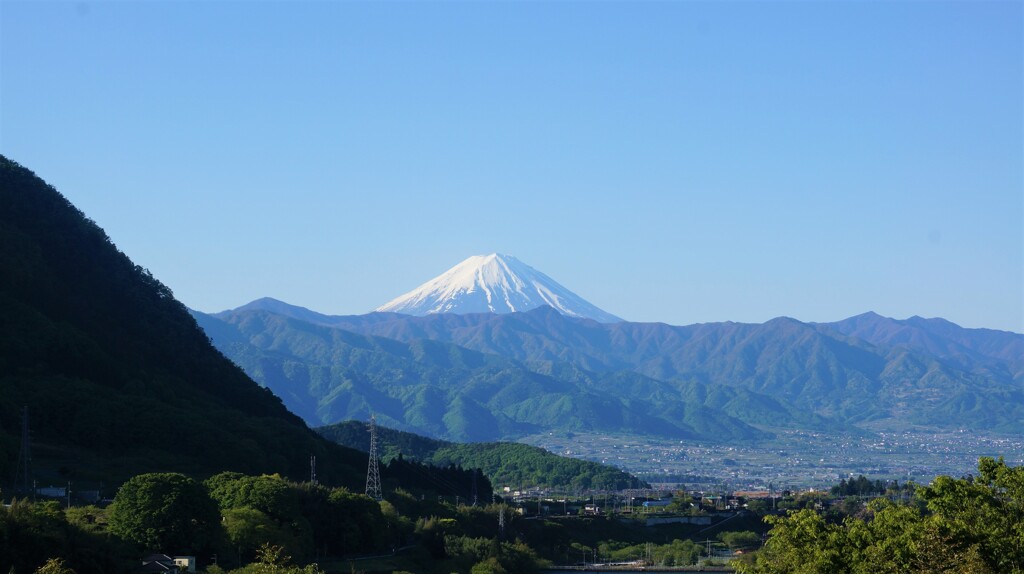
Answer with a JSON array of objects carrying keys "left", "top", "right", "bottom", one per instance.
[{"left": 2, "top": 1, "right": 1021, "bottom": 332}]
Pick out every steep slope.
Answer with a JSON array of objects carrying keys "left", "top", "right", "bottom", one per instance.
[
  {"left": 0, "top": 156, "right": 365, "bottom": 486},
  {"left": 193, "top": 309, "right": 769, "bottom": 442},
  {"left": 375, "top": 253, "right": 622, "bottom": 323},
  {"left": 317, "top": 420, "right": 647, "bottom": 490}
]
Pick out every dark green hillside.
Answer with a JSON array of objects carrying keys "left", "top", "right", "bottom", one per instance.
[
  {"left": 318, "top": 420, "right": 647, "bottom": 490},
  {"left": 0, "top": 156, "right": 364, "bottom": 486}
]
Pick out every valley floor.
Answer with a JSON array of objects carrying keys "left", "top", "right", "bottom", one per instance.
[{"left": 520, "top": 428, "right": 1024, "bottom": 490}]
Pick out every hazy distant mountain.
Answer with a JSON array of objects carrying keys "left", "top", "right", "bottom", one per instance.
[
  {"left": 200, "top": 302, "right": 1024, "bottom": 436},
  {"left": 375, "top": 253, "right": 623, "bottom": 323},
  {"left": 224, "top": 296, "right": 331, "bottom": 325},
  {"left": 824, "top": 312, "right": 1024, "bottom": 381},
  {"left": 191, "top": 308, "right": 769, "bottom": 442}
]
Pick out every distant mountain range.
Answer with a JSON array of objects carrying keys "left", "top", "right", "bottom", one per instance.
[
  {"left": 192, "top": 304, "right": 768, "bottom": 442},
  {"left": 194, "top": 297, "right": 1024, "bottom": 442},
  {"left": 375, "top": 253, "right": 622, "bottom": 323}
]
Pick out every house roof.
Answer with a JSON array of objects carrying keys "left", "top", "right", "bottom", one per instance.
[{"left": 139, "top": 554, "right": 178, "bottom": 573}]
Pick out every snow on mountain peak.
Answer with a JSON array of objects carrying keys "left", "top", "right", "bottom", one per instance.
[{"left": 374, "top": 253, "right": 622, "bottom": 323}]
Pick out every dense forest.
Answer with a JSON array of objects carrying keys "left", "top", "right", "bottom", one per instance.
[
  {"left": 0, "top": 465, "right": 512, "bottom": 574},
  {"left": 0, "top": 155, "right": 367, "bottom": 487},
  {"left": 318, "top": 420, "right": 645, "bottom": 490}
]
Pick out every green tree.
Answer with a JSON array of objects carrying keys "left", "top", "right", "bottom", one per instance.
[
  {"left": 918, "top": 456, "right": 1023, "bottom": 573},
  {"left": 222, "top": 507, "right": 297, "bottom": 564},
  {"left": 108, "top": 473, "right": 222, "bottom": 555},
  {"left": 471, "top": 557, "right": 508, "bottom": 574},
  {"left": 739, "top": 458, "right": 1024, "bottom": 574},
  {"left": 229, "top": 543, "right": 326, "bottom": 574},
  {"left": 205, "top": 473, "right": 299, "bottom": 522},
  {"left": 742, "top": 508, "right": 849, "bottom": 573},
  {"left": 719, "top": 530, "right": 761, "bottom": 550},
  {"left": 33, "top": 558, "right": 75, "bottom": 574}
]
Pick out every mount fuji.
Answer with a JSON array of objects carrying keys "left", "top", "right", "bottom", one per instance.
[{"left": 375, "top": 253, "right": 623, "bottom": 323}]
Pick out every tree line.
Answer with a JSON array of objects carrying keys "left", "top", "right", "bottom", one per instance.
[{"left": 0, "top": 462, "right": 540, "bottom": 574}]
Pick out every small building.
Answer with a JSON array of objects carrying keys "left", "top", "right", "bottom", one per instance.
[
  {"left": 138, "top": 554, "right": 196, "bottom": 573},
  {"left": 37, "top": 486, "right": 66, "bottom": 498},
  {"left": 174, "top": 557, "right": 196, "bottom": 573},
  {"left": 138, "top": 555, "right": 175, "bottom": 573}
]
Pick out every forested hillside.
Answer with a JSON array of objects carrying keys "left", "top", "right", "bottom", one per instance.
[
  {"left": 195, "top": 306, "right": 836, "bottom": 442},
  {"left": 209, "top": 298, "right": 1024, "bottom": 434},
  {"left": 318, "top": 420, "right": 646, "bottom": 490},
  {"left": 0, "top": 156, "right": 365, "bottom": 486}
]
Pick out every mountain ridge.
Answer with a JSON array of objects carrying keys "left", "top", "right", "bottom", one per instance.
[
  {"left": 191, "top": 308, "right": 772, "bottom": 442},
  {"left": 200, "top": 300, "right": 1024, "bottom": 436}
]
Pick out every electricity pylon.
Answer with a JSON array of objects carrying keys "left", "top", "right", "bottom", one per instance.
[{"left": 365, "top": 415, "right": 383, "bottom": 501}]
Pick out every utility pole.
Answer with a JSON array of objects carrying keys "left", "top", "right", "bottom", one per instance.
[
  {"left": 699, "top": 539, "right": 714, "bottom": 558},
  {"left": 310, "top": 455, "right": 317, "bottom": 486},
  {"left": 365, "top": 415, "right": 382, "bottom": 501},
  {"left": 498, "top": 506, "right": 506, "bottom": 540},
  {"left": 471, "top": 469, "right": 479, "bottom": 506},
  {"left": 14, "top": 406, "right": 31, "bottom": 494}
]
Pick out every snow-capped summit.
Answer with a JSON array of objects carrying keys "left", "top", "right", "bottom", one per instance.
[{"left": 375, "top": 253, "right": 622, "bottom": 323}]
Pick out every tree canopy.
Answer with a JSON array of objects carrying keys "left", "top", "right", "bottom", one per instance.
[
  {"left": 108, "top": 473, "right": 222, "bottom": 555},
  {"left": 740, "top": 457, "right": 1024, "bottom": 574}
]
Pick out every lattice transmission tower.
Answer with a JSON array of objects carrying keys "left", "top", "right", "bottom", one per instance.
[{"left": 365, "top": 415, "right": 383, "bottom": 501}]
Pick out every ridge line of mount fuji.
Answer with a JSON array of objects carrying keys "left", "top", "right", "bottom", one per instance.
[{"left": 373, "top": 253, "right": 624, "bottom": 323}]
